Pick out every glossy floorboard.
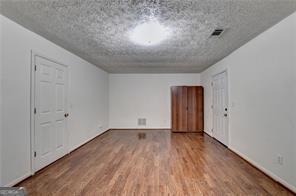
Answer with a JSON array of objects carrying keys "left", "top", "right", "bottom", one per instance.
[{"left": 19, "top": 130, "right": 293, "bottom": 195}]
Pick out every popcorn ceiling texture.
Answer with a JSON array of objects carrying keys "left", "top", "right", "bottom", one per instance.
[{"left": 1, "top": 0, "right": 296, "bottom": 73}]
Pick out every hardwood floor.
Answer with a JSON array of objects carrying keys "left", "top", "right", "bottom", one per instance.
[{"left": 18, "top": 130, "right": 293, "bottom": 195}]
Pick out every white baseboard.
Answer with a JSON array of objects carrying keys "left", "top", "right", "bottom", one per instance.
[
  {"left": 69, "top": 129, "right": 110, "bottom": 153},
  {"left": 204, "top": 130, "right": 213, "bottom": 137},
  {"left": 6, "top": 130, "right": 295, "bottom": 194},
  {"left": 229, "top": 147, "right": 296, "bottom": 193},
  {"left": 109, "top": 127, "right": 170, "bottom": 130},
  {"left": 5, "top": 172, "right": 31, "bottom": 187},
  {"left": 5, "top": 129, "right": 110, "bottom": 187},
  {"left": 205, "top": 131, "right": 295, "bottom": 193}
]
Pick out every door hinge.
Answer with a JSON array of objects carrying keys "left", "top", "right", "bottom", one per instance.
[
  {"left": 211, "top": 105, "right": 213, "bottom": 109},
  {"left": 211, "top": 82, "right": 213, "bottom": 86},
  {"left": 34, "top": 65, "right": 37, "bottom": 71},
  {"left": 34, "top": 151, "right": 37, "bottom": 157},
  {"left": 34, "top": 108, "right": 36, "bottom": 114}
]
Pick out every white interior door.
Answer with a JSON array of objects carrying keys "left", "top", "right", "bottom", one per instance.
[
  {"left": 212, "top": 71, "right": 229, "bottom": 146},
  {"left": 34, "top": 55, "right": 69, "bottom": 172}
]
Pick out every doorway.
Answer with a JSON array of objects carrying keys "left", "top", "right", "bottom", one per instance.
[
  {"left": 212, "top": 71, "right": 229, "bottom": 146},
  {"left": 31, "top": 54, "right": 69, "bottom": 172}
]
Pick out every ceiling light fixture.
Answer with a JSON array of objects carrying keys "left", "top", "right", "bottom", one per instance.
[{"left": 129, "top": 20, "right": 171, "bottom": 46}]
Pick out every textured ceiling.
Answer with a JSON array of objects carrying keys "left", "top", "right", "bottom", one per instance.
[{"left": 1, "top": 0, "right": 296, "bottom": 73}]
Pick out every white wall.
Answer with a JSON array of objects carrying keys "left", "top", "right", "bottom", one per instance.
[
  {"left": 109, "top": 74, "right": 200, "bottom": 129},
  {"left": 0, "top": 15, "right": 3, "bottom": 186},
  {"left": 292, "top": 13, "right": 296, "bottom": 192},
  {"left": 0, "top": 15, "right": 109, "bottom": 186},
  {"left": 201, "top": 12, "right": 296, "bottom": 191}
]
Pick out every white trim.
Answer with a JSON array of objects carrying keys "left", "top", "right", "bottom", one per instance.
[
  {"left": 69, "top": 129, "right": 110, "bottom": 153},
  {"left": 5, "top": 172, "right": 31, "bottom": 187},
  {"left": 204, "top": 130, "right": 213, "bottom": 137},
  {"left": 0, "top": 26, "right": 3, "bottom": 185},
  {"left": 109, "top": 127, "right": 170, "bottom": 130},
  {"left": 229, "top": 147, "right": 296, "bottom": 194},
  {"left": 7, "top": 130, "right": 295, "bottom": 192},
  {"left": 6, "top": 128, "right": 110, "bottom": 187},
  {"left": 30, "top": 51, "right": 35, "bottom": 175}
]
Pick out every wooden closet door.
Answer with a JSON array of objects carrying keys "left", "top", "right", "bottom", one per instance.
[
  {"left": 187, "top": 86, "right": 204, "bottom": 132},
  {"left": 171, "top": 86, "right": 188, "bottom": 132}
]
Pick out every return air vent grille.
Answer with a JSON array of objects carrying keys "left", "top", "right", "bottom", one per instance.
[
  {"left": 211, "top": 29, "right": 225, "bottom": 37},
  {"left": 138, "top": 118, "right": 147, "bottom": 126}
]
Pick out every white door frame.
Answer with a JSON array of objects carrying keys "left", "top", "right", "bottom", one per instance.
[
  {"left": 211, "top": 69, "right": 229, "bottom": 146},
  {"left": 30, "top": 51, "right": 69, "bottom": 174}
]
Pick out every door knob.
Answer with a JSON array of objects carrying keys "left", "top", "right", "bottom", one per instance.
[
  {"left": 64, "top": 113, "right": 69, "bottom": 118},
  {"left": 224, "top": 113, "right": 227, "bottom": 117}
]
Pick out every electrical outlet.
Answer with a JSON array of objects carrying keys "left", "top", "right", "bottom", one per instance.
[{"left": 277, "top": 155, "right": 284, "bottom": 165}]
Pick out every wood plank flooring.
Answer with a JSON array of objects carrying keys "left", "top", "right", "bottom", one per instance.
[{"left": 18, "top": 130, "right": 294, "bottom": 195}]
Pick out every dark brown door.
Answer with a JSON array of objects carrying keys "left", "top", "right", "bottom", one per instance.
[
  {"left": 171, "top": 86, "right": 187, "bottom": 132},
  {"left": 171, "top": 86, "right": 203, "bottom": 132},
  {"left": 187, "top": 86, "right": 204, "bottom": 132}
]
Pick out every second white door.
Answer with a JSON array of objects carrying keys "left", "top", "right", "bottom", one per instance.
[
  {"left": 34, "top": 55, "right": 69, "bottom": 172},
  {"left": 212, "top": 71, "right": 229, "bottom": 146}
]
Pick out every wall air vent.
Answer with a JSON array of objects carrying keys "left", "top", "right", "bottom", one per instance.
[
  {"left": 211, "top": 29, "right": 225, "bottom": 37},
  {"left": 138, "top": 118, "right": 147, "bottom": 126}
]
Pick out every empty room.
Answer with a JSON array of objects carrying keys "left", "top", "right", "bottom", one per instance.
[{"left": 0, "top": 0, "right": 296, "bottom": 195}]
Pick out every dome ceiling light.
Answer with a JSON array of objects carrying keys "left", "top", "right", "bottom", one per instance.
[{"left": 129, "top": 19, "right": 171, "bottom": 46}]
